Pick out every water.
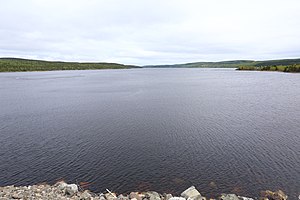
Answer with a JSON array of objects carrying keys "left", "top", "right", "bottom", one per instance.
[{"left": 0, "top": 68, "right": 299, "bottom": 198}]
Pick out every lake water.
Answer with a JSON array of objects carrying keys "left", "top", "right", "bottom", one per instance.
[{"left": 0, "top": 68, "right": 299, "bottom": 198}]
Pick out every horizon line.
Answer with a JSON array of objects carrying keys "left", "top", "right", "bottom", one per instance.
[{"left": 1, "top": 56, "right": 300, "bottom": 66}]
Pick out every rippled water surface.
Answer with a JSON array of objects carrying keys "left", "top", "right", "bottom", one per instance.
[{"left": 0, "top": 69, "right": 299, "bottom": 198}]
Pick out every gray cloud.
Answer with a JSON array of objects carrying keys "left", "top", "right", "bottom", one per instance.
[{"left": 1, "top": 0, "right": 300, "bottom": 65}]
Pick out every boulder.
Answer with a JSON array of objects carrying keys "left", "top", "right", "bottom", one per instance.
[
  {"left": 99, "top": 196, "right": 107, "bottom": 200},
  {"left": 145, "top": 191, "right": 161, "bottom": 200},
  {"left": 181, "top": 186, "right": 202, "bottom": 200},
  {"left": 105, "top": 192, "right": 117, "bottom": 200},
  {"left": 169, "top": 197, "right": 186, "bottom": 200},
  {"left": 118, "top": 194, "right": 130, "bottom": 200},
  {"left": 57, "top": 182, "right": 68, "bottom": 191},
  {"left": 164, "top": 194, "right": 173, "bottom": 200},
  {"left": 238, "top": 196, "right": 254, "bottom": 200},
  {"left": 65, "top": 184, "right": 78, "bottom": 196},
  {"left": 219, "top": 194, "right": 239, "bottom": 200}
]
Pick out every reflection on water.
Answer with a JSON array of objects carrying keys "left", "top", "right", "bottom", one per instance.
[{"left": 0, "top": 69, "right": 299, "bottom": 198}]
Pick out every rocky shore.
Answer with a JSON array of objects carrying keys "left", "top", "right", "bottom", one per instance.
[{"left": 0, "top": 182, "right": 290, "bottom": 200}]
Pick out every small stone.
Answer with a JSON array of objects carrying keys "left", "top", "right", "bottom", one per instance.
[
  {"left": 181, "top": 186, "right": 202, "bottom": 200},
  {"left": 12, "top": 192, "right": 23, "bottom": 199},
  {"left": 35, "top": 193, "right": 42, "bottom": 197},
  {"left": 66, "top": 184, "right": 79, "bottom": 196}
]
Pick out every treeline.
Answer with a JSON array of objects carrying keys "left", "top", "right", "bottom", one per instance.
[
  {"left": 145, "top": 60, "right": 256, "bottom": 68},
  {"left": 144, "top": 58, "right": 300, "bottom": 68},
  {"left": 0, "top": 58, "right": 139, "bottom": 72},
  {"left": 237, "top": 64, "right": 300, "bottom": 72}
]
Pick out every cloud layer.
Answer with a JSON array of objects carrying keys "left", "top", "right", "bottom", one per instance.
[{"left": 1, "top": 0, "right": 300, "bottom": 65}]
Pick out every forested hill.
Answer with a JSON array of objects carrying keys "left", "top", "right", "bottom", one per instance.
[
  {"left": 0, "top": 58, "right": 140, "bottom": 72},
  {"left": 144, "top": 58, "right": 300, "bottom": 68},
  {"left": 1, "top": 57, "right": 300, "bottom": 72}
]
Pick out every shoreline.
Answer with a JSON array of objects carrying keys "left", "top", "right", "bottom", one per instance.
[
  {"left": 236, "top": 65, "right": 300, "bottom": 73},
  {"left": 0, "top": 182, "right": 289, "bottom": 200}
]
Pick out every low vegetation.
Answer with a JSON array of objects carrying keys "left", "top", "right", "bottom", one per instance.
[
  {"left": 237, "top": 64, "right": 300, "bottom": 72},
  {"left": 0, "top": 58, "right": 139, "bottom": 72}
]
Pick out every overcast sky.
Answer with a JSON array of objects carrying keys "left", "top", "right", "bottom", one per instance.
[{"left": 1, "top": 0, "right": 300, "bottom": 65}]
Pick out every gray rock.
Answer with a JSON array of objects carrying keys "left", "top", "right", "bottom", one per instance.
[
  {"left": 181, "top": 186, "right": 202, "bottom": 200},
  {"left": 260, "top": 190, "right": 288, "bottom": 200},
  {"left": 99, "top": 196, "right": 107, "bottom": 200},
  {"left": 219, "top": 194, "right": 239, "bottom": 200},
  {"left": 57, "top": 182, "right": 68, "bottom": 190},
  {"left": 12, "top": 192, "right": 23, "bottom": 199},
  {"left": 169, "top": 197, "right": 186, "bottom": 200},
  {"left": 66, "top": 184, "right": 79, "bottom": 196},
  {"left": 130, "top": 192, "right": 142, "bottom": 200},
  {"left": 105, "top": 192, "right": 117, "bottom": 200},
  {"left": 118, "top": 194, "right": 129, "bottom": 200},
  {"left": 237, "top": 196, "right": 254, "bottom": 200},
  {"left": 164, "top": 194, "right": 173, "bottom": 200},
  {"left": 145, "top": 191, "right": 161, "bottom": 200},
  {"left": 80, "top": 190, "right": 93, "bottom": 200},
  {"left": 191, "top": 197, "right": 206, "bottom": 200}
]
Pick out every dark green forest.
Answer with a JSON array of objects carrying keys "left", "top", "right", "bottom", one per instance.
[
  {"left": 1, "top": 57, "right": 300, "bottom": 72},
  {"left": 0, "top": 58, "right": 139, "bottom": 72}
]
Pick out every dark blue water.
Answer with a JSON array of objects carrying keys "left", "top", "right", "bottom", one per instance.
[{"left": 0, "top": 69, "right": 299, "bottom": 198}]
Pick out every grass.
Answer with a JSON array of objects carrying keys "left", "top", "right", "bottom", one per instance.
[{"left": 0, "top": 58, "right": 140, "bottom": 72}]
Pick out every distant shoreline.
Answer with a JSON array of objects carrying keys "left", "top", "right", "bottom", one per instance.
[
  {"left": 1, "top": 57, "right": 300, "bottom": 72},
  {"left": 0, "top": 58, "right": 140, "bottom": 72},
  {"left": 236, "top": 65, "right": 300, "bottom": 73}
]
